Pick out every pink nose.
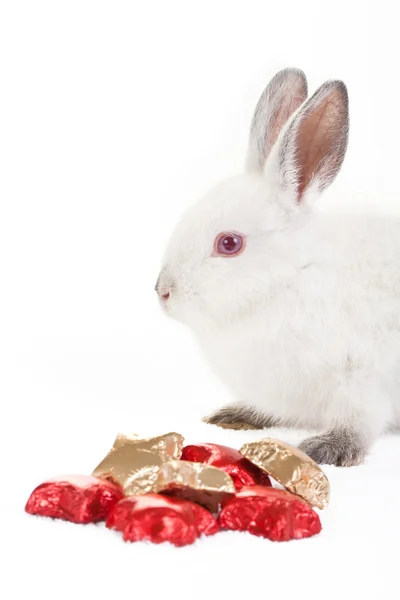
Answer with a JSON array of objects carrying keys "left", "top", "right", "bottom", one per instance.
[{"left": 155, "top": 272, "right": 173, "bottom": 301}]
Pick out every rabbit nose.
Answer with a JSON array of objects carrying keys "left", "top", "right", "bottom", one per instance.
[
  {"left": 157, "top": 286, "right": 171, "bottom": 303},
  {"left": 155, "top": 273, "right": 172, "bottom": 301}
]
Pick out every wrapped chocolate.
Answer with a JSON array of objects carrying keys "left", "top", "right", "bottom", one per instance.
[
  {"left": 218, "top": 485, "right": 322, "bottom": 541},
  {"left": 25, "top": 475, "right": 123, "bottom": 524},
  {"left": 107, "top": 494, "right": 219, "bottom": 546},
  {"left": 155, "top": 460, "right": 235, "bottom": 513},
  {"left": 181, "top": 443, "right": 271, "bottom": 490},
  {"left": 92, "top": 432, "right": 184, "bottom": 496},
  {"left": 240, "top": 439, "right": 330, "bottom": 509},
  {"left": 111, "top": 432, "right": 184, "bottom": 458},
  {"left": 25, "top": 430, "right": 329, "bottom": 546}
]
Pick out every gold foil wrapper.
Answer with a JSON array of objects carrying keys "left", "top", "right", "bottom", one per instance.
[
  {"left": 240, "top": 439, "right": 330, "bottom": 509},
  {"left": 92, "top": 432, "right": 184, "bottom": 496},
  {"left": 112, "top": 432, "right": 184, "bottom": 459},
  {"left": 155, "top": 460, "right": 236, "bottom": 513}
]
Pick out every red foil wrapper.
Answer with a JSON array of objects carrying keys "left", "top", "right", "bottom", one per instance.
[
  {"left": 107, "top": 494, "right": 219, "bottom": 546},
  {"left": 25, "top": 475, "right": 123, "bottom": 524},
  {"left": 181, "top": 443, "right": 271, "bottom": 491},
  {"left": 218, "top": 485, "right": 322, "bottom": 541}
]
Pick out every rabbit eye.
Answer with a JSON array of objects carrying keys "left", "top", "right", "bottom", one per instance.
[{"left": 215, "top": 233, "right": 244, "bottom": 256}]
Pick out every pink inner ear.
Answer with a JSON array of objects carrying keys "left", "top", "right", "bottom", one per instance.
[
  {"left": 293, "top": 85, "right": 348, "bottom": 201},
  {"left": 268, "top": 92, "right": 306, "bottom": 154}
]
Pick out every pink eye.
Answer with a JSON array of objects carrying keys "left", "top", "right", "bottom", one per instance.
[{"left": 215, "top": 232, "right": 245, "bottom": 257}]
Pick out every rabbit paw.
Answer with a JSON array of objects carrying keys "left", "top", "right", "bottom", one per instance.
[
  {"left": 203, "top": 404, "right": 278, "bottom": 430},
  {"left": 298, "top": 430, "right": 366, "bottom": 467}
]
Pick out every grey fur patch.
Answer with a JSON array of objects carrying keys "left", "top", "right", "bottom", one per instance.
[
  {"left": 298, "top": 429, "right": 367, "bottom": 467},
  {"left": 203, "top": 404, "right": 280, "bottom": 430}
]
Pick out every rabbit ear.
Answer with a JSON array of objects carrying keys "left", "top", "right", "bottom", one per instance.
[
  {"left": 246, "top": 68, "right": 308, "bottom": 172},
  {"left": 275, "top": 80, "right": 349, "bottom": 203}
]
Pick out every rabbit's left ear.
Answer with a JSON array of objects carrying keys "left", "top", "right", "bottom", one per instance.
[
  {"left": 272, "top": 80, "right": 349, "bottom": 204},
  {"left": 246, "top": 68, "right": 308, "bottom": 172}
]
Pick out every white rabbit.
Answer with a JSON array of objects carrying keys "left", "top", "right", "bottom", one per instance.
[{"left": 156, "top": 68, "right": 400, "bottom": 466}]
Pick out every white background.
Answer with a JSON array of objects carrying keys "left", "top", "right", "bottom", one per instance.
[{"left": 1, "top": 2, "right": 399, "bottom": 598}]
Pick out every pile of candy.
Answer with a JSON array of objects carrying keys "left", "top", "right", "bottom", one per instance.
[{"left": 25, "top": 433, "right": 330, "bottom": 546}]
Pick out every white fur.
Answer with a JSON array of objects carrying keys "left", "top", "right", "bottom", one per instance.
[{"left": 157, "top": 70, "right": 400, "bottom": 454}]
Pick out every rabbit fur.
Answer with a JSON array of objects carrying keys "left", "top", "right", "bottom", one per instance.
[{"left": 156, "top": 68, "right": 400, "bottom": 466}]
